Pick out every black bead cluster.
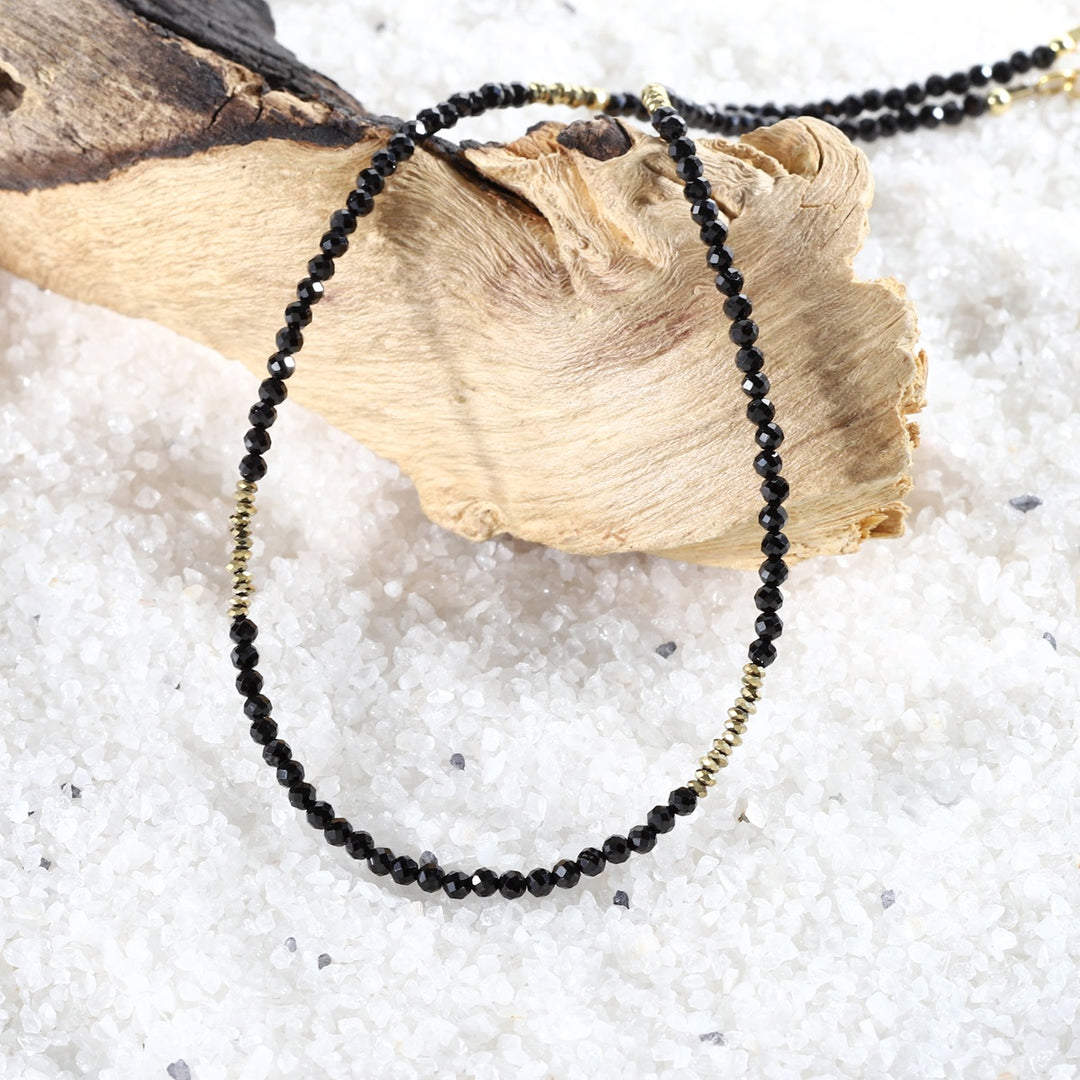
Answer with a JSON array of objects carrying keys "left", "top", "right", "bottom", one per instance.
[
  {"left": 606, "top": 41, "right": 1058, "bottom": 142},
  {"left": 231, "top": 82, "right": 715, "bottom": 899},
  {"left": 650, "top": 104, "right": 788, "bottom": 670}
]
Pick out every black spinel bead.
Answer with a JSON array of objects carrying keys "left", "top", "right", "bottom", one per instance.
[
  {"left": 754, "top": 584, "right": 784, "bottom": 612},
  {"left": 284, "top": 300, "right": 312, "bottom": 328},
  {"left": 755, "top": 611, "right": 783, "bottom": 639},
  {"left": 236, "top": 668, "right": 264, "bottom": 697},
  {"left": 417, "top": 863, "right": 445, "bottom": 893},
  {"left": 307, "top": 254, "right": 335, "bottom": 282},
  {"left": 1032, "top": 45, "right": 1055, "bottom": 70},
  {"left": 390, "top": 854, "right": 418, "bottom": 884},
  {"left": 344, "top": 829, "right": 374, "bottom": 859},
  {"left": 275, "top": 326, "right": 302, "bottom": 354},
  {"left": 742, "top": 372, "right": 770, "bottom": 397},
  {"left": 416, "top": 107, "right": 443, "bottom": 136},
  {"left": 669, "top": 786, "right": 698, "bottom": 815},
  {"left": 905, "top": 82, "right": 926, "bottom": 104},
  {"left": 306, "top": 801, "right": 335, "bottom": 830},
  {"left": 552, "top": 859, "right": 581, "bottom": 889},
  {"left": 467, "top": 89, "right": 486, "bottom": 115},
  {"left": 243, "top": 693, "right": 272, "bottom": 719},
  {"left": 991, "top": 60, "right": 1013, "bottom": 84},
  {"left": 754, "top": 450, "right": 782, "bottom": 478},
  {"left": 320, "top": 229, "right": 349, "bottom": 258},
  {"left": 605, "top": 91, "right": 627, "bottom": 114},
  {"left": 896, "top": 108, "right": 919, "bottom": 133},
  {"left": 267, "top": 352, "right": 295, "bottom": 380},
  {"left": 526, "top": 867, "right": 556, "bottom": 896},
  {"left": 657, "top": 113, "right": 687, "bottom": 140},
  {"left": 667, "top": 136, "right": 696, "bottom": 159},
  {"left": 918, "top": 105, "right": 945, "bottom": 128},
  {"left": 447, "top": 91, "right": 475, "bottom": 118},
  {"left": 700, "top": 219, "right": 729, "bottom": 246},
  {"left": 840, "top": 94, "right": 863, "bottom": 117},
  {"left": 435, "top": 101, "right": 459, "bottom": 128},
  {"left": 388, "top": 131, "right": 416, "bottom": 159},
  {"left": 368, "top": 847, "right": 394, "bottom": 876},
  {"left": 276, "top": 760, "right": 304, "bottom": 787},
  {"left": 707, "top": 244, "right": 734, "bottom": 272},
  {"left": 759, "top": 504, "right": 788, "bottom": 530},
  {"left": 356, "top": 167, "right": 385, "bottom": 195},
  {"left": 249, "top": 400, "right": 276, "bottom": 428},
  {"left": 925, "top": 74, "right": 948, "bottom": 97},
  {"left": 715, "top": 267, "right": 744, "bottom": 296},
  {"left": 296, "top": 278, "right": 324, "bottom": 305},
  {"left": 761, "top": 475, "right": 789, "bottom": 503},
  {"left": 759, "top": 556, "right": 789, "bottom": 586},
  {"left": 838, "top": 118, "right": 856, "bottom": 139},
  {"left": 288, "top": 782, "right": 318, "bottom": 810},
  {"left": 647, "top": 804, "right": 676, "bottom": 834},
  {"left": 819, "top": 99, "right": 840, "bottom": 116},
  {"left": 470, "top": 867, "right": 500, "bottom": 896},
  {"left": 498, "top": 870, "right": 527, "bottom": 898},
  {"left": 627, "top": 824, "right": 657, "bottom": 854},
  {"left": 736, "top": 346, "right": 764, "bottom": 373},
  {"left": 577, "top": 848, "right": 606, "bottom": 876},
  {"left": 861, "top": 89, "right": 883, "bottom": 111},
  {"left": 857, "top": 117, "right": 880, "bottom": 142},
  {"left": 755, "top": 421, "right": 784, "bottom": 450},
  {"left": 969, "top": 64, "right": 994, "bottom": 87},
  {"left": 947, "top": 71, "right": 971, "bottom": 95},
  {"left": 259, "top": 377, "right": 288, "bottom": 405},
  {"left": 683, "top": 177, "right": 712, "bottom": 202},
  {"left": 329, "top": 208, "right": 356, "bottom": 235},
  {"left": 691, "top": 199, "right": 719, "bottom": 226},
  {"left": 883, "top": 87, "right": 906, "bottom": 110},
  {"left": 509, "top": 81, "right": 530, "bottom": 107},
  {"left": 878, "top": 113, "right": 899, "bottom": 138},
  {"left": 244, "top": 427, "right": 271, "bottom": 455},
  {"left": 963, "top": 94, "right": 987, "bottom": 118},
  {"left": 730, "top": 319, "right": 759, "bottom": 346},
  {"left": 443, "top": 871, "right": 472, "bottom": 899},
  {"left": 942, "top": 102, "right": 964, "bottom": 126},
  {"left": 761, "top": 530, "right": 790, "bottom": 556},
  {"left": 230, "top": 617, "right": 257, "bottom": 643},
  {"left": 239, "top": 454, "right": 267, "bottom": 482},
  {"left": 761, "top": 102, "right": 782, "bottom": 118},
  {"left": 601, "top": 835, "right": 631, "bottom": 864},
  {"left": 801, "top": 101, "right": 823, "bottom": 119},
  {"left": 1009, "top": 51, "right": 1032, "bottom": 75},
  {"left": 371, "top": 148, "right": 398, "bottom": 175},
  {"left": 676, "top": 156, "right": 704, "bottom": 182},
  {"left": 346, "top": 189, "right": 375, "bottom": 217},
  {"left": 231, "top": 642, "right": 258, "bottom": 669},
  {"left": 324, "top": 817, "right": 351, "bottom": 845},
  {"left": 479, "top": 82, "right": 506, "bottom": 108},
  {"left": 749, "top": 637, "right": 778, "bottom": 667},
  {"left": 249, "top": 717, "right": 277, "bottom": 745},
  {"left": 262, "top": 739, "right": 292, "bottom": 767},
  {"left": 723, "top": 293, "right": 752, "bottom": 320}
]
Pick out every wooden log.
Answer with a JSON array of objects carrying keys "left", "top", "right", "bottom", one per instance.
[{"left": 0, "top": 0, "right": 925, "bottom": 568}]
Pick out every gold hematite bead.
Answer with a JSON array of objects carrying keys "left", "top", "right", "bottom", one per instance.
[
  {"left": 233, "top": 581, "right": 254, "bottom": 599},
  {"left": 728, "top": 704, "right": 750, "bottom": 723},
  {"left": 705, "top": 750, "right": 730, "bottom": 770},
  {"left": 712, "top": 736, "right": 735, "bottom": 755},
  {"left": 694, "top": 767, "right": 717, "bottom": 788},
  {"left": 718, "top": 731, "right": 742, "bottom": 749},
  {"left": 688, "top": 779, "right": 708, "bottom": 798},
  {"left": 232, "top": 535, "right": 252, "bottom": 551},
  {"left": 726, "top": 718, "right": 748, "bottom": 734}
]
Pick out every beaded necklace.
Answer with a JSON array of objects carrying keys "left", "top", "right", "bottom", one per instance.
[{"left": 225, "top": 30, "right": 1078, "bottom": 901}]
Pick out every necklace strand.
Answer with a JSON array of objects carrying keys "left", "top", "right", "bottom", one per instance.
[{"left": 226, "top": 30, "right": 1077, "bottom": 901}]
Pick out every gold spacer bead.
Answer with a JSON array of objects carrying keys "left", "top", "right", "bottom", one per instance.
[
  {"left": 232, "top": 536, "right": 252, "bottom": 551},
  {"left": 743, "top": 663, "right": 765, "bottom": 680},
  {"left": 1049, "top": 28, "right": 1078, "bottom": 54},
  {"left": 693, "top": 767, "right": 717, "bottom": 788},
  {"left": 640, "top": 81, "right": 672, "bottom": 115},
  {"left": 698, "top": 754, "right": 721, "bottom": 774},
  {"left": 987, "top": 88, "right": 1012, "bottom": 115},
  {"left": 718, "top": 731, "right": 742, "bottom": 749},
  {"left": 728, "top": 704, "right": 750, "bottom": 723},
  {"left": 740, "top": 681, "right": 761, "bottom": 701},
  {"left": 736, "top": 696, "right": 758, "bottom": 716},
  {"left": 228, "top": 604, "right": 249, "bottom": 619},
  {"left": 236, "top": 480, "right": 257, "bottom": 496},
  {"left": 712, "top": 737, "right": 736, "bottom": 755},
  {"left": 226, "top": 561, "right": 249, "bottom": 575},
  {"left": 705, "top": 750, "right": 730, "bottom": 769},
  {"left": 688, "top": 779, "right": 708, "bottom": 799},
  {"left": 725, "top": 720, "right": 747, "bottom": 735},
  {"left": 232, "top": 582, "right": 254, "bottom": 600},
  {"left": 227, "top": 547, "right": 251, "bottom": 563},
  {"left": 742, "top": 670, "right": 764, "bottom": 690}
]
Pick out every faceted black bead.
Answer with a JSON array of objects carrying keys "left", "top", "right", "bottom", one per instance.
[
  {"left": 647, "top": 803, "right": 676, "bottom": 834},
  {"left": 819, "top": 99, "right": 839, "bottom": 116},
  {"left": 700, "top": 219, "right": 728, "bottom": 246},
  {"left": 800, "top": 102, "right": 823, "bottom": 119},
  {"left": 857, "top": 117, "right": 880, "bottom": 142},
  {"left": 918, "top": 105, "right": 945, "bottom": 128},
  {"left": 435, "top": 102, "right": 458, "bottom": 128},
  {"left": 840, "top": 94, "right": 863, "bottom": 117},
  {"left": 676, "top": 156, "right": 704, "bottom": 182},
  {"left": 276, "top": 760, "right": 304, "bottom": 787},
  {"left": 448, "top": 91, "right": 476, "bottom": 118},
  {"left": 715, "top": 267, "right": 744, "bottom": 296},
  {"left": 669, "top": 786, "right": 698, "bottom": 815},
  {"left": 897, "top": 108, "right": 919, "bottom": 133},
  {"left": 296, "top": 277, "right": 325, "bottom": 305},
  {"left": 552, "top": 859, "right": 581, "bottom": 889},
  {"left": 657, "top": 113, "right": 687, "bottom": 140},
  {"left": 249, "top": 400, "right": 276, "bottom": 428},
  {"left": 498, "top": 870, "right": 527, "bottom": 898},
  {"left": 577, "top": 848, "right": 606, "bottom": 876},
  {"left": 307, "top": 254, "right": 335, "bottom": 281},
  {"left": 390, "top": 854, "right": 418, "bottom": 884},
  {"left": 329, "top": 210, "right": 357, "bottom": 239},
  {"left": 355, "top": 167, "right": 385, "bottom": 195},
  {"left": 691, "top": 199, "right": 719, "bottom": 226},
  {"left": 754, "top": 450, "right": 782, "bottom": 477},
  {"left": 388, "top": 131, "right": 416, "bottom": 160},
  {"left": 947, "top": 71, "right": 971, "bottom": 95},
  {"left": 467, "top": 89, "right": 486, "bottom": 115},
  {"left": 730, "top": 319, "right": 758, "bottom": 346},
  {"left": 480, "top": 82, "right": 507, "bottom": 108},
  {"left": 861, "top": 89, "right": 883, "bottom": 111},
  {"left": 508, "top": 81, "right": 530, "bottom": 107},
  {"left": 320, "top": 229, "right": 349, "bottom": 258},
  {"left": 230, "top": 617, "right": 257, "bottom": 644},
  {"left": 942, "top": 102, "right": 964, "bottom": 126},
  {"left": 370, "top": 148, "right": 398, "bottom": 176},
  {"left": 344, "top": 829, "right": 374, "bottom": 859},
  {"left": 1032, "top": 45, "right": 1055, "bottom": 70},
  {"left": 650, "top": 102, "right": 678, "bottom": 121},
  {"left": 905, "top": 82, "right": 926, "bottom": 104},
  {"left": 963, "top": 94, "right": 987, "bottom": 118},
  {"left": 759, "top": 556, "right": 789, "bottom": 586},
  {"left": 243, "top": 693, "right": 272, "bottom": 719},
  {"left": 267, "top": 352, "right": 295, "bottom": 379},
  {"left": 284, "top": 300, "right": 312, "bottom": 328},
  {"left": 759, "top": 503, "right": 788, "bottom": 531},
  {"left": 761, "top": 475, "right": 790, "bottom": 503},
  {"left": 761, "top": 530, "right": 790, "bottom": 556},
  {"left": 837, "top": 118, "right": 856, "bottom": 138},
  {"left": 755, "top": 421, "right": 784, "bottom": 450},
  {"left": 1009, "top": 51, "right": 1032, "bottom": 75},
  {"left": 259, "top": 377, "right": 288, "bottom": 405},
  {"left": 761, "top": 102, "right": 782, "bottom": 118},
  {"left": 668, "top": 135, "right": 696, "bottom": 159},
  {"left": 526, "top": 867, "right": 556, "bottom": 897},
  {"left": 736, "top": 346, "right": 764, "bottom": 374},
  {"left": 368, "top": 847, "right": 394, "bottom": 875},
  {"left": 417, "top": 863, "right": 445, "bottom": 893},
  {"left": 288, "top": 782, "right": 318, "bottom": 811},
  {"left": 443, "top": 871, "right": 472, "bottom": 899},
  {"left": 244, "top": 427, "right": 271, "bottom": 455},
  {"left": 306, "top": 801, "right": 335, "bottom": 830},
  {"left": 601, "top": 835, "right": 631, "bottom": 864},
  {"left": 683, "top": 177, "right": 712, "bottom": 202},
  {"left": 236, "top": 667, "right": 264, "bottom": 697},
  {"left": 627, "top": 824, "right": 657, "bottom": 854},
  {"left": 249, "top": 717, "right": 277, "bottom": 745},
  {"left": 469, "top": 867, "right": 500, "bottom": 897},
  {"left": 991, "top": 60, "right": 1013, "bottom": 84},
  {"left": 755, "top": 611, "right": 783, "bottom": 639},
  {"left": 723, "top": 293, "right": 752, "bottom": 321},
  {"left": 231, "top": 642, "right": 258, "bottom": 669},
  {"left": 416, "top": 107, "right": 443, "bottom": 136},
  {"left": 883, "top": 87, "right": 906, "bottom": 110},
  {"left": 969, "top": 63, "right": 993, "bottom": 87},
  {"left": 605, "top": 91, "right": 627, "bottom": 114},
  {"left": 239, "top": 454, "right": 267, "bottom": 482},
  {"left": 925, "top": 74, "right": 947, "bottom": 98},
  {"left": 749, "top": 637, "right": 778, "bottom": 667},
  {"left": 346, "top": 189, "right": 375, "bottom": 217},
  {"left": 262, "top": 739, "right": 292, "bottom": 767},
  {"left": 754, "top": 584, "right": 784, "bottom": 612},
  {"left": 324, "top": 817, "right": 351, "bottom": 845},
  {"left": 878, "top": 113, "right": 899, "bottom": 138},
  {"left": 707, "top": 244, "right": 734, "bottom": 272},
  {"left": 742, "top": 372, "right": 770, "bottom": 397}
]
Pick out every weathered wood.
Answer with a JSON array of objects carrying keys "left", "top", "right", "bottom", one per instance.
[{"left": 0, "top": 0, "right": 925, "bottom": 568}]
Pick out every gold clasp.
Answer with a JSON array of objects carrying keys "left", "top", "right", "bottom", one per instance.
[{"left": 987, "top": 68, "right": 1080, "bottom": 113}]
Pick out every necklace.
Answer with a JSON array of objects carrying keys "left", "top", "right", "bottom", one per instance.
[{"left": 226, "top": 30, "right": 1079, "bottom": 901}]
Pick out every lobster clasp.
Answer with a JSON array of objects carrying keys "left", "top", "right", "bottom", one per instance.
[{"left": 987, "top": 68, "right": 1080, "bottom": 113}]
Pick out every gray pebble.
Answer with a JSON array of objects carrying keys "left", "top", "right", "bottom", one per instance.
[
  {"left": 450, "top": 752, "right": 465, "bottom": 770},
  {"left": 166, "top": 1061, "right": 191, "bottom": 1080},
  {"left": 1043, "top": 632, "right": 1057, "bottom": 651},
  {"left": 699, "top": 1031, "right": 726, "bottom": 1045},
  {"left": 655, "top": 641, "right": 677, "bottom": 659},
  {"left": 285, "top": 937, "right": 296, "bottom": 953},
  {"left": 318, "top": 953, "right": 331, "bottom": 970},
  {"left": 1009, "top": 494, "right": 1042, "bottom": 513},
  {"left": 613, "top": 890, "right": 629, "bottom": 908},
  {"left": 70, "top": 785, "right": 81, "bottom": 799},
  {"left": 881, "top": 889, "right": 896, "bottom": 909},
  {"left": 39, "top": 857, "right": 51, "bottom": 870}
]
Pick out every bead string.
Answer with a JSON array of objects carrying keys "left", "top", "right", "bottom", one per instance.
[{"left": 228, "top": 32, "right": 1077, "bottom": 901}]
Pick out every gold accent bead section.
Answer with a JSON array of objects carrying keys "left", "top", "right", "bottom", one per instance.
[
  {"left": 640, "top": 82, "right": 672, "bottom": 115},
  {"left": 528, "top": 81, "right": 610, "bottom": 111},
  {"left": 688, "top": 779, "right": 708, "bottom": 799},
  {"left": 987, "top": 87, "right": 1012, "bottom": 115},
  {"left": 1049, "top": 27, "right": 1079, "bottom": 55}
]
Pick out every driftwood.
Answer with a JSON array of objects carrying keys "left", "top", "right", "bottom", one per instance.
[{"left": 0, "top": 0, "right": 925, "bottom": 568}]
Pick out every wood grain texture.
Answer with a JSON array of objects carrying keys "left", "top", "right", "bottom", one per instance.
[{"left": 0, "top": 0, "right": 925, "bottom": 568}]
